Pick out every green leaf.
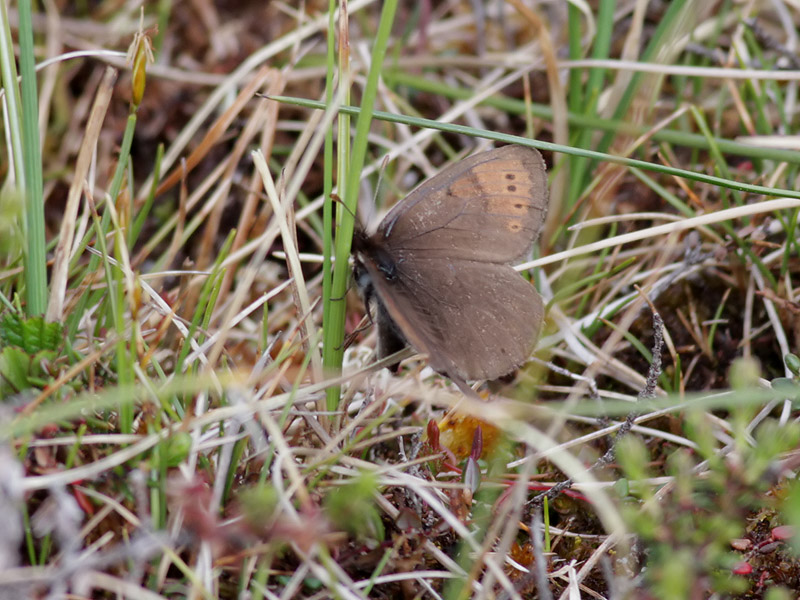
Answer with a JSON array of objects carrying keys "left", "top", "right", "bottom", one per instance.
[
  {"left": 0, "top": 346, "right": 32, "bottom": 394},
  {"left": 772, "top": 377, "right": 800, "bottom": 401},
  {"left": 0, "top": 313, "right": 24, "bottom": 348},
  {"left": 785, "top": 353, "right": 800, "bottom": 377},
  {"left": 0, "top": 313, "right": 63, "bottom": 353}
]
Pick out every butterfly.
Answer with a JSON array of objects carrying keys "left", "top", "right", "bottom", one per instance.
[{"left": 352, "top": 145, "right": 548, "bottom": 384}]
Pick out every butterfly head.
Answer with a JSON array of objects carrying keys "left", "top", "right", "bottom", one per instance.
[{"left": 352, "top": 230, "right": 398, "bottom": 283}]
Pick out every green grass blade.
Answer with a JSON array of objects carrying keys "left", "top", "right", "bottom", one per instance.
[
  {"left": 17, "top": 0, "right": 47, "bottom": 316},
  {"left": 324, "top": 0, "right": 399, "bottom": 412}
]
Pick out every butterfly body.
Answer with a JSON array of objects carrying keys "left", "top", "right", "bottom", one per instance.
[{"left": 353, "top": 145, "right": 548, "bottom": 382}]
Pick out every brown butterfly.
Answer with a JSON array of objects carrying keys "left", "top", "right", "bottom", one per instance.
[{"left": 352, "top": 145, "right": 548, "bottom": 384}]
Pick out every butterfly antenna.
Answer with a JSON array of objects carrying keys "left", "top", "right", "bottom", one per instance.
[{"left": 330, "top": 192, "right": 356, "bottom": 219}]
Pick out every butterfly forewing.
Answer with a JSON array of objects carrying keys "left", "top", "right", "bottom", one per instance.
[{"left": 378, "top": 145, "right": 548, "bottom": 263}]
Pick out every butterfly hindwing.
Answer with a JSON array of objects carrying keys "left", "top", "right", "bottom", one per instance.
[{"left": 362, "top": 255, "right": 544, "bottom": 381}]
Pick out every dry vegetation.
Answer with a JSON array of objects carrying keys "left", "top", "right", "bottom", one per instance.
[{"left": 3, "top": 0, "right": 800, "bottom": 598}]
